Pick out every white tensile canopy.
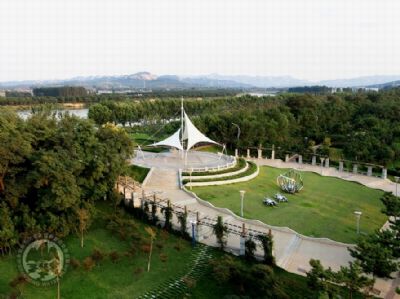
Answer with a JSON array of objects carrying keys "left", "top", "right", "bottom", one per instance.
[
  {"left": 150, "top": 99, "right": 220, "bottom": 151},
  {"left": 182, "top": 112, "right": 219, "bottom": 150},
  {"left": 151, "top": 128, "right": 184, "bottom": 151}
]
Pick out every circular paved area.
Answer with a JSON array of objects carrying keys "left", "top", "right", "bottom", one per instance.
[{"left": 132, "top": 150, "right": 234, "bottom": 171}]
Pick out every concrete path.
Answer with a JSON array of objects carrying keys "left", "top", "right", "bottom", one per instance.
[{"left": 140, "top": 162, "right": 399, "bottom": 299}]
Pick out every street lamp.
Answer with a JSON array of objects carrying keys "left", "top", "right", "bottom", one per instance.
[
  {"left": 232, "top": 123, "right": 241, "bottom": 142},
  {"left": 394, "top": 176, "right": 399, "bottom": 197},
  {"left": 240, "top": 190, "right": 246, "bottom": 217},
  {"left": 354, "top": 211, "right": 362, "bottom": 234}
]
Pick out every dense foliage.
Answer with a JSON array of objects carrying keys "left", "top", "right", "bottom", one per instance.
[
  {"left": 33, "top": 86, "right": 88, "bottom": 97},
  {"left": 0, "top": 89, "right": 237, "bottom": 105},
  {"left": 88, "top": 89, "right": 400, "bottom": 167},
  {"left": 0, "top": 108, "right": 133, "bottom": 254}
]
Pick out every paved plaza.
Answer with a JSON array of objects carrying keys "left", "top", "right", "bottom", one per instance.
[{"left": 132, "top": 150, "right": 234, "bottom": 171}]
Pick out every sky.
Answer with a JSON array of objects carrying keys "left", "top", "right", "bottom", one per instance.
[{"left": 0, "top": 0, "right": 399, "bottom": 82}]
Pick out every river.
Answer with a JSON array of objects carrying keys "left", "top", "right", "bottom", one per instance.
[{"left": 18, "top": 108, "right": 89, "bottom": 120}]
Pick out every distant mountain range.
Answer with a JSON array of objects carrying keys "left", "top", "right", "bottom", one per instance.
[{"left": 1, "top": 72, "right": 400, "bottom": 90}]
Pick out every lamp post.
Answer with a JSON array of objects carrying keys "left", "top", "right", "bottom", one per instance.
[
  {"left": 190, "top": 219, "right": 196, "bottom": 247},
  {"left": 232, "top": 123, "right": 241, "bottom": 142},
  {"left": 240, "top": 190, "right": 246, "bottom": 217},
  {"left": 354, "top": 211, "right": 362, "bottom": 234},
  {"left": 394, "top": 176, "right": 399, "bottom": 197}
]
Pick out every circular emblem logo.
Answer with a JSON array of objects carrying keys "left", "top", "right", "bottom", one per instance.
[{"left": 17, "top": 233, "right": 70, "bottom": 287}]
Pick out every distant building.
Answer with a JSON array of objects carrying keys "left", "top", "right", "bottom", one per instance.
[
  {"left": 97, "top": 90, "right": 113, "bottom": 94},
  {"left": 0, "top": 90, "right": 5, "bottom": 97},
  {"left": 351, "top": 87, "right": 379, "bottom": 92},
  {"left": 331, "top": 87, "right": 343, "bottom": 93}
]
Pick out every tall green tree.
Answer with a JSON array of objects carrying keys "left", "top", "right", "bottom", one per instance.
[
  {"left": 337, "top": 261, "right": 375, "bottom": 299},
  {"left": 257, "top": 232, "right": 275, "bottom": 265},
  {"left": 213, "top": 216, "right": 228, "bottom": 250}
]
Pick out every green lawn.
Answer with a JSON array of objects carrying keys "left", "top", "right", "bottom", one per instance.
[
  {"left": 192, "top": 166, "right": 387, "bottom": 243},
  {"left": 126, "top": 164, "right": 150, "bottom": 183},
  {"left": 0, "top": 203, "right": 195, "bottom": 299}
]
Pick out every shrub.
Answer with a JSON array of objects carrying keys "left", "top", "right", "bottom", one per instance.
[
  {"left": 9, "top": 274, "right": 27, "bottom": 288},
  {"left": 70, "top": 258, "right": 81, "bottom": 269},
  {"left": 141, "top": 244, "right": 151, "bottom": 254},
  {"left": 133, "top": 267, "right": 144, "bottom": 276},
  {"left": 109, "top": 251, "right": 120, "bottom": 263},
  {"left": 159, "top": 253, "right": 168, "bottom": 262},
  {"left": 82, "top": 257, "right": 96, "bottom": 271},
  {"left": 91, "top": 248, "right": 105, "bottom": 263},
  {"left": 174, "top": 243, "right": 182, "bottom": 251}
]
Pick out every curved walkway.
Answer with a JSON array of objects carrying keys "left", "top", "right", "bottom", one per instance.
[{"left": 141, "top": 161, "right": 399, "bottom": 299}]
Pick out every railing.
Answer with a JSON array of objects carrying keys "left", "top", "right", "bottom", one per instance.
[{"left": 182, "top": 155, "right": 237, "bottom": 173}]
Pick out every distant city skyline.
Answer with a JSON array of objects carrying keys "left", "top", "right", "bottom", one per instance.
[{"left": 1, "top": 0, "right": 399, "bottom": 82}]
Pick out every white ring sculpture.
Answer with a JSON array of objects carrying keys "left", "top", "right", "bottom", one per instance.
[{"left": 277, "top": 169, "right": 304, "bottom": 194}]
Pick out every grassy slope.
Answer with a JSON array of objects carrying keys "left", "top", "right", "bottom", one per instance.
[
  {"left": 192, "top": 166, "right": 386, "bottom": 243},
  {"left": 126, "top": 164, "right": 150, "bottom": 183},
  {"left": 0, "top": 203, "right": 194, "bottom": 299}
]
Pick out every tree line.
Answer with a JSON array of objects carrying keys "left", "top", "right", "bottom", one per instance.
[
  {"left": 0, "top": 108, "right": 133, "bottom": 254},
  {"left": 88, "top": 89, "right": 400, "bottom": 168}
]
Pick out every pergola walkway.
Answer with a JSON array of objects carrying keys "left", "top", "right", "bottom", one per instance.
[{"left": 140, "top": 160, "right": 399, "bottom": 299}]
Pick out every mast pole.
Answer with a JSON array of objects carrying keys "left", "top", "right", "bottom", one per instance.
[{"left": 181, "top": 97, "right": 184, "bottom": 159}]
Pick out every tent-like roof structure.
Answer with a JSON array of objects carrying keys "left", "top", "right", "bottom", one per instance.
[
  {"left": 183, "top": 112, "right": 219, "bottom": 150},
  {"left": 150, "top": 99, "right": 220, "bottom": 151},
  {"left": 151, "top": 128, "right": 183, "bottom": 151}
]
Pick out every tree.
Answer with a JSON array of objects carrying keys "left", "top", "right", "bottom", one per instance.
[
  {"left": 306, "top": 259, "right": 338, "bottom": 299},
  {"left": 380, "top": 192, "right": 400, "bottom": 257},
  {"left": 0, "top": 109, "right": 31, "bottom": 193},
  {"left": 51, "top": 250, "right": 62, "bottom": 299},
  {"left": 0, "top": 110, "right": 134, "bottom": 247},
  {"left": 161, "top": 200, "right": 173, "bottom": 231},
  {"left": 337, "top": 261, "right": 375, "bottom": 299},
  {"left": 210, "top": 256, "right": 288, "bottom": 298},
  {"left": 0, "top": 202, "right": 17, "bottom": 255},
  {"left": 75, "top": 205, "right": 93, "bottom": 248},
  {"left": 213, "top": 216, "right": 228, "bottom": 250},
  {"left": 257, "top": 232, "right": 274, "bottom": 265},
  {"left": 350, "top": 235, "right": 398, "bottom": 278},
  {"left": 244, "top": 237, "right": 256, "bottom": 261},
  {"left": 88, "top": 103, "right": 112, "bottom": 125},
  {"left": 144, "top": 226, "right": 156, "bottom": 272},
  {"left": 151, "top": 201, "right": 158, "bottom": 225},
  {"left": 177, "top": 207, "right": 188, "bottom": 237},
  {"left": 381, "top": 192, "right": 400, "bottom": 219}
]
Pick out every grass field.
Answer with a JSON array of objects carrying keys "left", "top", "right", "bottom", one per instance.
[
  {"left": 126, "top": 164, "right": 150, "bottom": 183},
  {"left": 192, "top": 166, "right": 387, "bottom": 243},
  {"left": 0, "top": 203, "right": 196, "bottom": 299}
]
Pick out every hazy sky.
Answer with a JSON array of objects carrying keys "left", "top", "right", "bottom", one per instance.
[{"left": 1, "top": 0, "right": 399, "bottom": 81}]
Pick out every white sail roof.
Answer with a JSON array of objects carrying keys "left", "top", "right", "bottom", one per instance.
[
  {"left": 150, "top": 128, "right": 183, "bottom": 150},
  {"left": 183, "top": 112, "right": 219, "bottom": 150}
]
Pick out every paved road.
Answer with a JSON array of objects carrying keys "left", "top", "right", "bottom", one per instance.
[{"left": 139, "top": 160, "right": 399, "bottom": 299}]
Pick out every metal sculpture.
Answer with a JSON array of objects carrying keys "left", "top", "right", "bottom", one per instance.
[{"left": 277, "top": 169, "right": 304, "bottom": 194}]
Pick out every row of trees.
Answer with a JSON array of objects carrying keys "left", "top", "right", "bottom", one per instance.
[
  {"left": 0, "top": 108, "right": 133, "bottom": 254},
  {"left": 33, "top": 87, "right": 88, "bottom": 97}
]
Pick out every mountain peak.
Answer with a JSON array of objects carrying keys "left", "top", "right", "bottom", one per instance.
[{"left": 128, "top": 72, "right": 157, "bottom": 81}]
